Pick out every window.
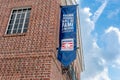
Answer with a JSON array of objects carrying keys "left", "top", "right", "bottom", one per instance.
[{"left": 6, "top": 7, "right": 31, "bottom": 34}]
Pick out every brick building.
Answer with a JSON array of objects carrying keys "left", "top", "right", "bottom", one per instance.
[{"left": 0, "top": 0, "right": 84, "bottom": 80}]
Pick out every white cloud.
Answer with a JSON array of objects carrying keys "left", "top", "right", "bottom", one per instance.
[
  {"left": 98, "top": 58, "right": 106, "bottom": 66},
  {"left": 80, "top": 1, "right": 120, "bottom": 80},
  {"left": 80, "top": 7, "right": 94, "bottom": 36},
  {"left": 115, "top": 58, "right": 120, "bottom": 66},
  {"left": 80, "top": 4, "right": 120, "bottom": 80},
  {"left": 105, "top": 26, "right": 120, "bottom": 44},
  {"left": 80, "top": 7, "right": 111, "bottom": 80},
  {"left": 93, "top": 39, "right": 99, "bottom": 49},
  {"left": 82, "top": 67, "right": 111, "bottom": 80},
  {"left": 80, "top": 7, "right": 95, "bottom": 53},
  {"left": 74, "top": 0, "right": 79, "bottom": 3},
  {"left": 108, "top": 9, "right": 120, "bottom": 19},
  {"left": 84, "top": 8, "right": 92, "bottom": 16},
  {"left": 91, "top": 68, "right": 111, "bottom": 80},
  {"left": 112, "top": 55, "right": 120, "bottom": 69},
  {"left": 99, "top": 26, "right": 120, "bottom": 64},
  {"left": 92, "top": 0, "right": 108, "bottom": 23}
]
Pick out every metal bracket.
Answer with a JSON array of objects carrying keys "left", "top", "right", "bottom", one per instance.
[{"left": 61, "top": 65, "right": 69, "bottom": 74}]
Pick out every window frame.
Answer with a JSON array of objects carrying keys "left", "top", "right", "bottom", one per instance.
[{"left": 5, "top": 7, "right": 31, "bottom": 35}]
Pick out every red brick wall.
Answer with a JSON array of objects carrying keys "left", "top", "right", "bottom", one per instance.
[
  {"left": 0, "top": 54, "right": 52, "bottom": 80},
  {"left": 0, "top": 0, "right": 63, "bottom": 80},
  {"left": 0, "top": 0, "right": 60, "bottom": 54}
]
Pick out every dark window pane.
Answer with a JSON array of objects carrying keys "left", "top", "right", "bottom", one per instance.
[
  {"left": 8, "top": 25, "right": 13, "bottom": 29},
  {"left": 13, "top": 10, "right": 17, "bottom": 13},
  {"left": 16, "top": 14, "right": 21, "bottom": 18},
  {"left": 21, "top": 13, "right": 25, "bottom": 18},
  {"left": 20, "top": 19, "right": 24, "bottom": 23},
  {"left": 14, "top": 24, "right": 18, "bottom": 29},
  {"left": 25, "top": 18, "right": 29, "bottom": 23},
  {"left": 28, "top": 8, "right": 31, "bottom": 11},
  {"left": 18, "top": 9, "right": 22, "bottom": 13},
  {"left": 24, "top": 23, "right": 28, "bottom": 28},
  {"left": 13, "top": 30, "right": 17, "bottom": 33},
  {"left": 15, "top": 19, "right": 19, "bottom": 23},
  {"left": 23, "top": 29, "right": 27, "bottom": 33},
  {"left": 18, "top": 24, "right": 23, "bottom": 29},
  {"left": 23, "top": 9, "right": 27, "bottom": 12},
  {"left": 11, "top": 14, "right": 16, "bottom": 20},
  {"left": 9, "top": 20, "right": 14, "bottom": 24},
  {"left": 7, "top": 30, "right": 11, "bottom": 34},
  {"left": 26, "top": 12, "right": 30, "bottom": 18},
  {"left": 17, "top": 29, "right": 22, "bottom": 33}
]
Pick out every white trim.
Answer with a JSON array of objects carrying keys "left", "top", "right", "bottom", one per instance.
[
  {"left": 12, "top": 7, "right": 31, "bottom": 11},
  {"left": 5, "top": 9, "right": 14, "bottom": 34},
  {"left": 11, "top": 10, "right": 18, "bottom": 34},
  {"left": 16, "top": 11, "right": 23, "bottom": 33},
  {"left": 21, "top": 10, "right": 27, "bottom": 33},
  {"left": 61, "top": 0, "right": 78, "bottom": 5},
  {"left": 77, "top": 5, "right": 85, "bottom": 72}
]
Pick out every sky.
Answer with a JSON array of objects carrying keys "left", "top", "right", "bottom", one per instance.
[{"left": 79, "top": 0, "right": 120, "bottom": 80}]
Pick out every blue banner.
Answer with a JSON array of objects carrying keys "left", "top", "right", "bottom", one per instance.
[{"left": 57, "top": 5, "right": 77, "bottom": 66}]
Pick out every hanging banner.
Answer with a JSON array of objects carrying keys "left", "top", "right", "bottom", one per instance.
[{"left": 57, "top": 5, "right": 77, "bottom": 66}]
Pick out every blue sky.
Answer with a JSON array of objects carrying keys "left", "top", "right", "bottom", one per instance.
[{"left": 79, "top": 0, "right": 120, "bottom": 80}]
